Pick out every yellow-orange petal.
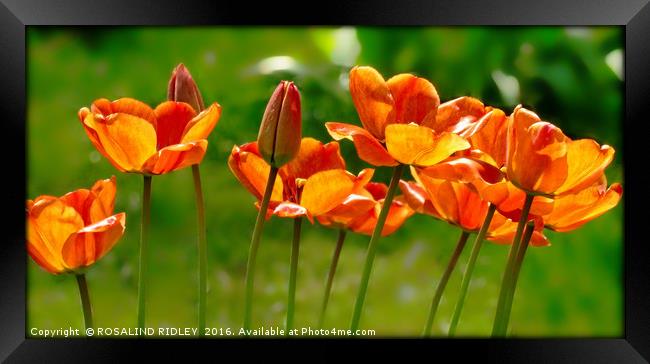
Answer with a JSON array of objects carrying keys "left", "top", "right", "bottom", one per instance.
[
  {"left": 349, "top": 66, "right": 395, "bottom": 140},
  {"left": 318, "top": 193, "right": 376, "bottom": 228},
  {"left": 282, "top": 137, "right": 346, "bottom": 181},
  {"left": 325, "top": 122, "right": 398, "bottom": 166},
  {"left": 466, "top": 109, "right": 508, "bottom": 166},
  {"left": 385, "top": 124, "right": 470, "bottom": 166},
  {"left": 61, "top": 212, "right": 126, "bottom": 269},
  {"left": 555, "top": 140, "right": 615, "bottom": 195},
  {"left": 82, "top": 112, "right": 157, "bottom": 173},
  {"left": 87, "top": 176, "right": 117, "bottom": 224},
  {"left": 181, "top": 102, "right": 222, "bottom": 143},
  {"left": 545, "top": 183, "right": 622, "bottom": 232},
  {"left": 143, "top": 140, "right": 207, "bottom": 175},
  {"left": 228, "top": 143, "right": 284, "bottom": 202},
  {"left": 154, "top": 101, "right": 197, "bottom": 149},
  {"left": 300, "top": 169, "right": 355, "bottom": 216},
  {"left": 350, "top": 198, "right": 414, "bottom": 237},
  {"left": 431, "top": 96, "right": 485, "bottom": 134},
  {"left": 91, "top": 98, "right": 157, "bottom": 127},
  {"left": 59, "top": 189, "right": 91, "bottom": 219},
  {"left": 386, "top": 73, "right": 439, "bottom": 125}
]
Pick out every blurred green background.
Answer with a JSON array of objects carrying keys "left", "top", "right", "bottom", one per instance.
[{"left": 27, "top": 26, "right": 623, "bottom": 337}]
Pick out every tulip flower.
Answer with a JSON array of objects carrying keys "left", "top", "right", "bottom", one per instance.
[
  {"left": 258, "top": 81, "right": 302, "bottom": 168},
  {"left": 493, "top": 105, "right": 616, "bottom": 337},
  {"left": 27, "top": 176, "right": 126, "bottom": 330},
  {"left": 238, "top": 81, "right": 302, "bottom": 333},
  {"left": 166, "top": 63, "right": 215, "bottom": 335}
]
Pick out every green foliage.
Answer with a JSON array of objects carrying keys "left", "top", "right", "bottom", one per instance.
[{"left": 27, "top": 26, "right": 622, "bottom": 336}]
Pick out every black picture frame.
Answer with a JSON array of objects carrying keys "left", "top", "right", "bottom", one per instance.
[{"left": 1, "top": 0, "right": 649, "bottom": 362}]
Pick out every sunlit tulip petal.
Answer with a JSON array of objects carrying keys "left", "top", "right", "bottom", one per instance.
[
  {"left": 398, "top": 180, "right": 440, "bottom": 217},
  {"left": 228, "top": 143, "right": 283, "bottom": 202},
  {"left": 555, "top": 140, "right": 615, "bottom": 195},
  {"left": 88, "top": 176, "right": 117, "bottom": 224},
  {"left": 91, "top": 98, "right": 157, "bottom": 127},
  {"left": 386, "top": 73, "right": 439, "bottom": 126},
  {"left": 385, "top": 124, "right": 470, "bottom": 166},
  {"left": 181, "top": 103, "right": 222, "bottom": 143},
  {"left": 300, "top": 169, "right": 355, "bottom": 216},
  {"left": 431, "top": 96, "right": 486, "bottom": 134},
  {"left": 349, "top": 198, "right": 414, "bottom": 237},
  {"left": 61, "top": 213, "right": 126, "bottom": 268},
  {"left": 466, "top": 109, "right": 508, "bottom": 166},
  {"left": 282, "top": 137, "right": 345, "bottom": 181},
  {"left": 154, "top": 101, "right": 197, "bottom": 149},
  {"left": 144, "top": 140, "right": 207, "bottom": 175},
  {"left": 349, "top": 66, "right": 395, "bottom": 139},
  {"left": 325, "top": 122, "right": 398, "bottom": 166}
]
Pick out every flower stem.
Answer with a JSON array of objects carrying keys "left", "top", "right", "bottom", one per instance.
[
  {"left": 75, "top": 273, "right": 93, "bottom": 331},
  {"left": 192, "top": 164, "right": 208, "bottom": 337},
  {"left": 137, "top": 175, "right": 152, "bottom": 334},
  {"left": 318, "top": 228, "right": 347, "bottom": 329},
  {"left": 498, "top": 221, "right": 535, "bottom": 334},
  {"left": 286, "top": 217, "right": 303, "bottom": 334},
  {"left": 448, "top": 203, "right": 497, "bottom": 336},
  {"left": 243, "top": 166, "right": 279, "bottom": 333},
  {"left": 492, "top": 193, "right": 534, "bottom": 336},
  {"left": 422, "top": 230, "right": 470, "bottom": 336},
  {"left": 350, "top": 163, "right": 405, "bottom": 332}
]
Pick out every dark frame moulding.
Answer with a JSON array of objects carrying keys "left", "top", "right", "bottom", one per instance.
[{"left": 1, "top": 0, "right": 648, "bottom": 362}]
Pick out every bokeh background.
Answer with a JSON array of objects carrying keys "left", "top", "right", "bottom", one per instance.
[{"left": 27, "top": 26, "right": 623, "bottom": 337}]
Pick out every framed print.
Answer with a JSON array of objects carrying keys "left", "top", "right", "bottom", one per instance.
[{"left": 1, "top": 0, "right": 649, "bottom": 362}]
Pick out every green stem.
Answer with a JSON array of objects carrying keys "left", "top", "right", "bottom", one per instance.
[
  {"left": 492, "top": 193, "right": 534, "bottom": 336},
  {"left": 350, "top": 164, "right": 405, "bottom": 332},
  {"left": 243, "top": 166, "right": 279, "bottom": 333},
  {"left": 498, "top": 221, "right": 535, "bottom": 335},
  {"left": 192, "top": 165, "right": 208, "bottom": 337},
  {"left": 75, "top": 273, "right": 93, "bottom": 331},
  {"left": 318, "top": 229, "right": 347, "bottom": 329},
  {"left": 137, "top": 175, "right": 152, "bottom": 334},
  {"left": 286, "top": 217, "right": 303, "bottom": 333},
  {"left": 448, "top": 203, "right": 497, "bottom": 336},
  {"left": 422, "top": 230, "right": 470, "bottom": 336}
]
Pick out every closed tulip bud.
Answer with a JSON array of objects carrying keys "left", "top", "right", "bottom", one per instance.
[
  {"left": 257, "top": 81, "right": 301, "bottom": 167},
  {"left": 168, "top": 63, "right": 205, "bottom": 112}
]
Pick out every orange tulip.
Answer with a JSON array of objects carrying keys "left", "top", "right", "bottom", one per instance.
[
  {"left": 26, "top": 177, "right": 126, "bottom": 274},
  {"left": 325, "top": 66, "right": 471, "bottom": 167},
  {"left": 229, "top": 137, "right": 375, "bottom": 222},
  {"left": 506, "top": 105, "right": 614, "bottom": 196},
  {"left": 543, "top": 176, "right": 622, "bottom": 232},
  {"left": 399, "top": 178, "right": 548, "bottom": 246},
  {"left": 78, "top": 97, "right": 221, "bottom": 175}
]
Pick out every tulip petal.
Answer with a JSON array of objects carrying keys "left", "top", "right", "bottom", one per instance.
[
  {"left": 91, "top": 98, "right": 157, "bottom": 127},
  {"left": 385, "top": 124, "right": 470, "bottom": 166},
  {"left": 325, "top": 122, "right": 398, "bottom": 166},
  {"left": 431, "top": 96, "right": 485, "bottom": 134},
  {"left": 282, "top": 138, "right": 346, "bottom": 181},
  {"left": 300, "top": 169, "right": 355, "bottom": 216},
  {"left": 83, "top": 112, "right": 157, "bottom": 173},
  {"left": 556, "top": 140, "right": 615, "bottom": 195},
  {"left": 87, "top": 176, "right": 117, "bottom": 224},
  {"left": 349, "top": 66, "right": 395, "bottom": 140},
  {"left": 398, "top": 180, "right": 440, "bottom": 217},
  {"left": 386, "top": 73, "right": 439, "bottom": 125},
  {"left": 273, "top": 201, "right": 309, "bottom": 220},
  {"left": 350, "top": 199, "right": 413, "bottom": 237},
  {"left": 61, "top": 213, "right": 126, "bottom": 269},
  {"left": 467, "top": 109, "right": 508, "bottom": 166},
  {"left": 228, "top": 143, "right": 283, "bottom": 202},
  {"left": 181, "top": 102, "right": 222, "bottom": 143},
  {"left": 545, "top": 183, "right": 622, "bottom": 232},
  {"left": 143, "top": 140, "right": 207, "bottom": 175},
  {"left": 154, "top": 101, "right": 197, "bottom": 149},
  {"left": 59, "top": 189, "right": 91, "bottom": 220}
]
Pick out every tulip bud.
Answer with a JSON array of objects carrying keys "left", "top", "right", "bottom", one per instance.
[
  {"left": 167, "top": 63, "right": 205, "bottom": 112},
  {"left": 257, "top": 81, "right": 301, "bottom": 167}
]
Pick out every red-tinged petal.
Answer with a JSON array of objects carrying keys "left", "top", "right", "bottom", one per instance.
[
  {"left": 87, "top": 176, "right": 117, "bottom": 224},
  {"left": 300, "top": 169, "right": 355, "bottom": 216},
  {"left": 228, "top": 143, "right": 283, "bottom": 202},
  {"left": 154, "top": 101, "right": 197, "bottom": 149},
  {"left": 351, "top": 168, "right": 375, "bottom": 193},
  {"left": 431, "top": 96, "right": 485, "bottom": 134},
  {"left": 143, "top": 140, "right": 207, "bottom": 175},
  {"left": 555, "top": 140, "right": 615, "bottom": 195},
  {"left": 350, "top": 198, "right": 414, "bottom": 237},
  {"left": 385, "top": 124, "right": 470, "bottom": 166},
  {"left": 386, "top": 73, "right": 439, "bottom": 125},
  {"left": 415, "top": 156, "right": 504, "bottom": 188},
  {"left": 59, "top": 189, "right": 91, "bottom": 220},
  {"left": 318, "top": 193, "right": 376, "bottom": 228},
  {"left": 91, "top": 98, "right": 156, "bottom": 127},
  {"left": 349, "top": 66, "right": 395, "bottom": 140},
  {"left": 61, "top": 213, "right": 126, "bottom": 269},
  {"left": 365, "top": 182, "right": 389, "bottom": 200},
  {"left": 181, "top": 102, "right": 222, "bottom": 143},
  {"left": 282, "top": 138, "right": 346, "bottom": 181},
  {"left": 325, "top": 122, "right": 398, "bottom": 166},
  {"left": 398, "top": 180, "right": 440, "bottom": 217},
  {"left": 82, "top": 112, "right": 157, "bottom": 173}
]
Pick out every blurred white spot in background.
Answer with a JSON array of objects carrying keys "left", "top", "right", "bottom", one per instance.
[
  {"left": 204, "top": 50, "right": 216, "bottom": 65},
  {"left": 89, "top": 150, "right": 101, "bottom": 163},
  {"left": 338, "top": 71, "right": 350, "bottom": 89},
  {"left": 330, "top": 27, "right": 361, "bottom": 67},
  {"left": 565, "top": 27, "right": 592, "bottom": 39},
  {"left": 252, "top": 56, "right": 303, "bottom": 75},
  {"left": 397, "top": 284, "right": 417, "bottom": 303},
  {"left": 492, "top": 70, "right": 520, "bottom": 106},
  {"left": 605, "top": 49, "right": 624, "bottom": 81}
]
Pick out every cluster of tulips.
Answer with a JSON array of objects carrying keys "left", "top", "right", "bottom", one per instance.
[{"left": 26, "top": 63, "right": 621, "bottom": 337}]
